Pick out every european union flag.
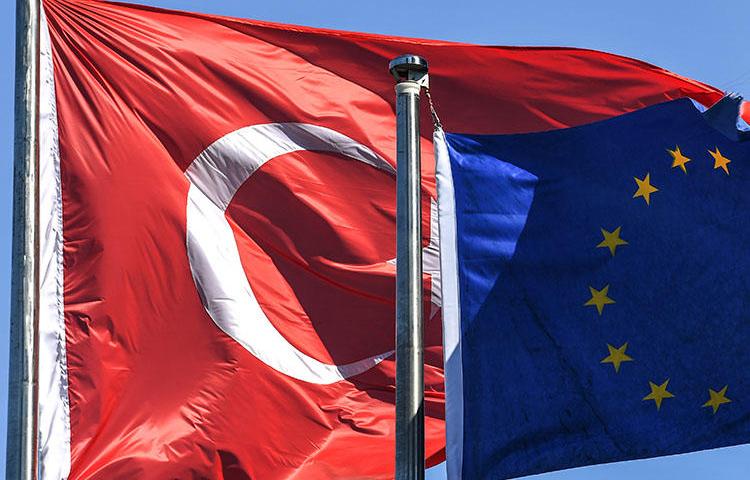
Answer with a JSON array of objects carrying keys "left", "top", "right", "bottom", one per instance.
[{"left": 436, "top": 98, "right": 750, "bottom": 479}]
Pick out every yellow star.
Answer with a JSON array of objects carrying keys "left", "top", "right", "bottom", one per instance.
[
  {"left": 703, "top": 385, "right": 731, "bottom": 414},
  {"left": 584, "top": 285, "right": 615, "bottom": 315},
  {"left": 709, "top": 147, "right": 731, "bottom": 175},
  {"left": 667, "top": 146, "right": 691, "bottom": 174},
  {"left": 633, "top": 173, "right": 659, "bottom": 205},
  {"left": 596, "top": 226, "right": 628, "bottom": 256},
  {"left": 643, "top": 379, "right": 675, "bottom": 410},
  {"left": 601, "top": 342, "right": 633, "bottom": 373}
]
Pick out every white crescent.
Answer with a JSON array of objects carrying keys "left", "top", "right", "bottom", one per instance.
[{"left": 184, "top": 123, "right": 397, "bottom": 384}]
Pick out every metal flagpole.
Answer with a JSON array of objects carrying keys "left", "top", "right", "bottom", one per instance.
[
  {"left": 8, "top": 0, "right": 41, "bottom": 478},
  {"left": 390, "top": 54, "right": 428, "bottom": 480}
]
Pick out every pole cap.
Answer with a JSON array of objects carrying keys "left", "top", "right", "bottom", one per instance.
[{"left": 389, "top": 55, "right": 429, "bottom": 85}]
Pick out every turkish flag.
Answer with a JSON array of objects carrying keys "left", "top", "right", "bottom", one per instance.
[{"left": 39, "top": 1, "right": 728, "bottom": 479}]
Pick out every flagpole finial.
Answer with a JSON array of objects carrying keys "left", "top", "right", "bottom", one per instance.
[{"left": 389, "top": 54, "right": 429, "bottom": 87}]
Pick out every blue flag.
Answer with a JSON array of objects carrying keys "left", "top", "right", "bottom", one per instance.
[{"left": 436, "top": 98, "right": 750, "bottom": 479}]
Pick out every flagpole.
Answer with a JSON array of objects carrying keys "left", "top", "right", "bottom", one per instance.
[
  {"left": 8, "top": 0, "right": 41, "bottom": 478},
  {"left": 390, "top": 54, "right": 428, "bottom": 480}
]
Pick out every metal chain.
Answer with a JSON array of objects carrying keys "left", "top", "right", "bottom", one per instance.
[{"left": 423, "top": 87, "right": 443, "bottom": 131}]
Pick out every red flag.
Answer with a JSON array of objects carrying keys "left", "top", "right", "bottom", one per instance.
[{"left": 39, "top": 1, "right": 731, "bottom": 478}]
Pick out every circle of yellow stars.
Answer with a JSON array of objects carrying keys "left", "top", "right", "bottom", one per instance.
[{"left": 583, "top": 144, "right": 735, "bottom": 414}]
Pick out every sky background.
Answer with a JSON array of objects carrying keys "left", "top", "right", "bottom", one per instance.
[{"left": 1, "top": 0, "right": 749, "bottom": 478}]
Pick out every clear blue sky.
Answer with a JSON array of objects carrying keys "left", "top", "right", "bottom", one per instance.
[{"left": 1, "top": 0, "right": 749, "bottom": 478}]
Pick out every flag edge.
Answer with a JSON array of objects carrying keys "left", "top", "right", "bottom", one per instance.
[
  {"left": 435, "top": 129, "right": 464, "bottom": 480},
  {"left": 38, "top": 6, "right": 71, "bottom": 479}
]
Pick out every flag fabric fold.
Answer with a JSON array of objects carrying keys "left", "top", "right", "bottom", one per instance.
[{"left": 39, "top": 0, "right": 738, "bottom": 478}]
